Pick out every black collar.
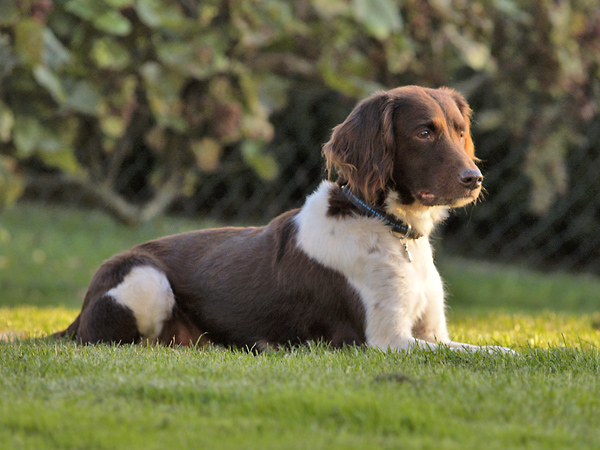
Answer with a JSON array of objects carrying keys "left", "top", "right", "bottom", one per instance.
[{"left": 341, "top": 186, "right": 422, "bottom": 240}]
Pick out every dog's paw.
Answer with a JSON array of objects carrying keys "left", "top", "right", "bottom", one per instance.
[
  {"left": 449, "top": 342, "right": 517, "bottom": 355},
  {"left": 482, "top": 345, "right": 517, "bottom": 355}
]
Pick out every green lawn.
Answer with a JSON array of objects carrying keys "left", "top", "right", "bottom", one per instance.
[{"left": 1, "top": 203, "right": 600, "bottom": 449}]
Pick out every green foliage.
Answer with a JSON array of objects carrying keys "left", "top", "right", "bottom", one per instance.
[{"left": 0, "top": 1, "right": 598, "bottom": 219}]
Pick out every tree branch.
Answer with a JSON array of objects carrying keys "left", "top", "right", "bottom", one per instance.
[{"left": 24, "top": 173, "right": 182, "bottom": 226}]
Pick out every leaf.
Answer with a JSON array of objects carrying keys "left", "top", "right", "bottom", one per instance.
[
  {"left": 494, "top": 0, "right": 531, "bottom": 24},
  {"left": 241, "top": 115, "right": 274, "bottom": 142},
  {"left": 155, "top": 40, "right": 206, "bottom": 78},
  {"left": 104, "top": 0, "right": 135, "bottom": 7},
  {"left": 14, "top": 116, "right": 81, "bottom": 174},
  {"left": 140, "top": 62, "right": 187, "bottom": 131},
  {"left": 0, "top": 156, "right": 23, "bottom": 208},
  {"left": 14, "top": 19, "right": 44, "bottom": 66},
  {"left": 256, "top": 75, "right": 290, "bottom": 114},
  {"left": 444, "top": 25, "right": 493, "bottom": 72},
  {"left": 241, "top": 140, "right": 278, "bottom": 181},
  {"left": 135, "top": 0, "right": 163, "bottom": 28},
  {"left": 352, "top": 0, "right": 402, "bottom": 40},
  {"left": 136, "top": 0, "right": 187, "bottom": 30},
  {"left": 22, "top": 31, "right": 72, "bottom": 103},
  {"left": 13, "top": 116, "right": 44, "bottom": 157},
  {"left": 311, "top": 0, "right": 349, "bottom": 19},
  {"left": 0, "top": 34, "right": 18, "bottom": 78},
  {"left": 0, "top": 101, "right": 15, "bottom": 143},
  {"left": 65, "top": 0, "right": 105, "bottom": 21},
  {"left": 33, "top": 65, "right": 68, "bottom": 104},
  {"left": 155, "top": 34, "right": 229, "bottom": 79},
  {"left": 0, "top": 1, "right": 19, "bottom": 26},
  {"left": 42, "top": 28, "right": 73, "bottom": 69},
  {"left": 100, "top": 115, "right": 126, "bottom": 139},
  {"left": 475, "top": 110, "right": 504, "bottom": 132},
  {"left": 145, "top": 126, "right": 167, "bottom": 153},
  {"left": 182, "top": 171, "right": 199, "bottom": 198},
  {"left": 318, "top": 51, "right": 383, "bottom": 98},
  {"left": 39, "top": 147, "right": 80, "bottom": 174},
  {"left": 64, "top": 81, "right": 101, "bottom": 115},
  {"left": 93, "top": 10, "right": 132, "bottom": 36},
  {"left": 191, "top": 138, "right": 222, "bottom": 172},
  {"left": 91, "top": 37, "right": 130, "bottom": 70}
]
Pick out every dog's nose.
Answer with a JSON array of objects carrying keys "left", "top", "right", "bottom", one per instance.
[{"left": 459, "top": 168, "right": 483, "bottom": 190}]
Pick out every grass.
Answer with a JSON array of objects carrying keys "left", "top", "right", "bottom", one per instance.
[
  {"left": 1, "top": 202, "right": 600, "bottom": 449},
  {"left": 2, "top": 341, "right": 599, "bottom": 450},
  {"left": 2, "top": 339, "right": 599, "bottom": 450}
]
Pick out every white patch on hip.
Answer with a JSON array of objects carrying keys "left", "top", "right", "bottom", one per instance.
[{"left": 106, "top": 266, "right": 175, "bottom": 341}]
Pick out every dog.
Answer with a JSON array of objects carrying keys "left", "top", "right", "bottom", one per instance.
[{"left": 55, "top": 86, "right": 512, "bottom": 354}]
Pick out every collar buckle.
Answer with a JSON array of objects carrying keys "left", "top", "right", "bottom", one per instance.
[{"left": 390, "top": 223, "right": 413, "bottom": 241}]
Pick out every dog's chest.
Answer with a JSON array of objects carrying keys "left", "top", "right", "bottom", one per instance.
[
  {"left": 294, "top": 185, "right": 443, "bottom": 323},
  {"left": 355, "top": 235, "right": 440, "bottom": 318}
]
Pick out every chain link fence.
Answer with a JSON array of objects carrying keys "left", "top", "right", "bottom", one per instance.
[
  {"left": 442, "top": 115, "right": 600, "bottom": 273},
  {"left": 24, "top": 89, "right": 600, "bottom": 274}
]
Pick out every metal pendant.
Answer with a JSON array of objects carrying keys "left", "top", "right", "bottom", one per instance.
[
  {"left": 390, "top": 229, "right": 414, "bottom": 263},
  {"left": 401, "top": 241, "right": 413, "bottom": 263}
]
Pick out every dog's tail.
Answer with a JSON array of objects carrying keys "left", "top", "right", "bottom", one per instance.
[{"left": 52, "top": 314, "right": 81, "bottom": 340}]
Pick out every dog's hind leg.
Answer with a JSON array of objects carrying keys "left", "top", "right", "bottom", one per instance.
[
  {"left": 157, "top": 306, "right": 209, "bottom": 347},
  {"left": 72, "top": 265, "right": 176, "bottom": 344},
  {"left": 77, "top": 294, "right": 142, "bottom": 344}
]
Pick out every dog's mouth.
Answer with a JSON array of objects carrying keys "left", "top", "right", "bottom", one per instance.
[{"left": 415, "top": 188, "right": 481, "bottom": 207}]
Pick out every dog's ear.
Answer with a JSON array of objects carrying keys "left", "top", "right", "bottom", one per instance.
[
  {"left": 445, "top": 88, "right": 477, "bottom": 160},
  {"left": 322, "top": 91, "right": 396, "bottom": 204}
]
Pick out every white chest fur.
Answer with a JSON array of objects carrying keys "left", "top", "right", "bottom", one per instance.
[{"left": 294, "top": 182, "right": 449, "bottom": 349}]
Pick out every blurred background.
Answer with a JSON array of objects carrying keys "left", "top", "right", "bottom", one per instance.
[{"left": 1, "top": 0, "right": 599, "bottom": 274}]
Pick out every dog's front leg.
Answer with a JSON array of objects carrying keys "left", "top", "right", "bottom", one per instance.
[
  {"left": 413, "top": 308, "right": 516, "bottom": 354},
  {"left": 363, "top": 302, "right": 450, "bottom": 352},
  {"left": 445, "top": 341, "right": 516, "bottom": 354},
  {"left": 407, "top": 282, "right": 515, "bottom": 354},
  {"left": 371, "top": 337, "right": 515, "bottom": 354}
]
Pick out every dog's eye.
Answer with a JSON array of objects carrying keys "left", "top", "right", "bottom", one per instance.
[{"left": 417, "top": 130, "right": 431, "bottom": 139}]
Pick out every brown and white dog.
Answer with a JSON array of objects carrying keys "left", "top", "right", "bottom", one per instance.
[{"left": 56, "top": 86, "right": 512, "bottom": 353}]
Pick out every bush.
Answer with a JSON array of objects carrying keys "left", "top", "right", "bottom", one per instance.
[{"left": 0, "top": 0, "right": 598, "bottom": 230}]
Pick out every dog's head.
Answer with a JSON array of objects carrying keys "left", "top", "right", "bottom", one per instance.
[{"left": 323, "top": 86, "right": 481, "bottom": 208}]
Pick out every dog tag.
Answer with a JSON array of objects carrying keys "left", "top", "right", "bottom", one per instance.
[{"left": 402, "top": 241, "right": 413, "bottom": 263}]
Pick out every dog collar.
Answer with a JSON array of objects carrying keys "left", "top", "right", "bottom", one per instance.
[{"left": 341, "top": 186, "right": 422, "bottom": 241}]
